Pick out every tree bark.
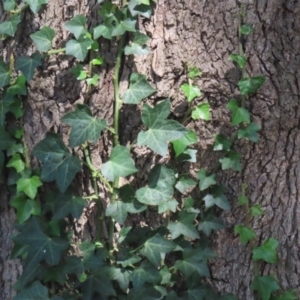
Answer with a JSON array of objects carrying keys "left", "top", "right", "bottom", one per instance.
[{"left": 1, "top": 0, "right": 299, "bottom": 299}]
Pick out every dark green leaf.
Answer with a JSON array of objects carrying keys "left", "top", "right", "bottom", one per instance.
[
  {"left": 128, "top": 0, "right": 152, "bottom": 18},
  {"left": 252, "top": 238, "right": 279, "bottom": 264},
  {"left": 251, "top": 276, "right": 280, "bottom": 300},
  {"left": 180, "top": 83, "right": 201, "bottom": 102},
  {"left": 33, "top": 133, "right": 82, "bottom": 193},
  {"left": 70, "top": 64, "right": 87, "bottom": 80},
  {"left": 234, "top": 224, "right": 255, "bottom": 245},
  {"left": 229, "top": 54, "right": 247, "bottom": 68},
  {"left": 178, "top": 148, "right": 197, "bottom": 162},
  {"left": 108, "top": 267, "right": 130, "bottom": 293},
  {"left": 0, "top": 15, "right": 21, "bottom": 37},
  {"left": 106, "top": 201, "right": 128, "bottom": 224},
  {"left": 197, "top": 169, "right": 217, "bottom": 191},
  {"left": 13, "top": 281, "right": 49, "bottom": 300},
  {"left": 191, "top": 102, "right": 210, "bottom": 120},
  {"left": 16, "top": 175, "right": 42, "bottom": 199},
  {"left": 24, "top": 0, "right": 48, "bottom": 13},
  {"left": 0, "top": 127, "right": 14, "bottom": 150},
  {"left": 65, "top": 15, "right": 87, "bottom": 39},
  {"left": 158, "top": 199, "right": 178, "bottom": 213},
  {"left": 7, "top": 74, "right": 27, "bottom": 95},
  {"left": 101, "top": 145, "right": 137, "bottom": 181},
  {"left": 30, "top": 26, "right": 55, "bottom": 52},
  {"left": 61, "top": 104, "right": 107, "bottom": 147},
  {"left": 93, "top": 24, "right": 112, "bottom": 39},
  {"left": 0, "top": 151, "right": 3, "bottom": 174},
  {"left": 123, "top": 73, "right": 156, "bottom": 104},
  {"left": 15, "top": 52, "right": 42, "bottom": 81},
  {"left": 175, "top": 175, "right": 196, "bottom": 194},
  {"left": 65, "top": 36, "right": 93, "bottom": 61},
  {"left": 227, "top": 99, "right": 250, "bottom": 125},
  {"left": 250, "top": 204, "right": 264, "bottom": 216},
  {"left": 240, "top": 24, "right": 254, "bottom": 35},
  {"left": 0, "top": 60, "right": 11, "bottom": 88},
  {"left": 198, "top": 211, "right": 224, "bottom": 236},
  {"left": 271, "top": 289, "right": 298, "bottom": 300},
  {"left": 0, "top": 95, "right": 15, "bottom": 125},
  {"left": 213, "top": 134, "right": 232, "bottom": 151},
  {"left": 172, "top": 130, "right": 197, "bottom": 157},
  {"left": 138, "top": 99, "right": 188, "bottom": 156},
  {"left": 238, "top": 76, "right": 265, "bottom": 95},
  {"left": 203, "top": 185, "right": 230, "bottom": 210},
  {"left": 219, "top": 150, "right": 241, "bottom": 171},
  {"left": 238, "top": 122, "right": 261, "bottom": 142}
]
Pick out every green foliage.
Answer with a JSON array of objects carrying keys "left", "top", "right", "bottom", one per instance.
[
  {"left": 0, "top": 60, "right": 11, "bottom": 88},
  {"left": 172, "top": 130, "right": 197, "bottom": 157},
  {"left": 24, "top": 0, "right": 48, "bottom": 13},
  {"left": 252, "top": 237, "right": 279, "bottom": 264},
  {"left": 30, "top": 26, "right": 55, "bottom": 52},
  {"left": 238, "top": 122, "right": 261, "bottom": 142},
  {"left": 0, "top": 15, "right": 21, "bottom": 37},
  {"left": 192, "top": 103, "right": 210, "bottom": 121},
  {"left": 180, "top": 83, "right": 201, "bottom": 102},
  {"left": 252, "top": 276, "right": 280, "bottom": 300},
  {"left": 230, "top": 54, "right": 247, "bottom": 68},
  {"left": 65, "top": 35, "right": 93, "bottom": 61},
  {"left": 219, "top": 150, "right": 241, "bottom": 171},
  {"left": 203, "top": 185, "right": 230, "bottom": 210},
  {"left": 197, "top": 169, "right": 217, "bottom": 191},
  {"left": 227, "top": 98, "right": 250, "bottom": 125},
  {"left": 65, "top": 15, "right": 88, "bottom": 39},
  {"left": 238, "top": 76, "right": 265, "bottom": 95},
  {"left": 234, "top": 224, "right": 255, "bottom": 245},
  {"left": 15, "top": 53, "right": 42, "bottom": 81}
]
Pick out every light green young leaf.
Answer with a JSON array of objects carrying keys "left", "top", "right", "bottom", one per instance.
[
  {"left": 238, "top": 76, "right": 265, "bottom": 95},
  {"left": 123, "top": 73, "right": 156, "bottom": 104},
  {"left": 180, "top": 83, "right": 201, "bottom": 102},
  {"left": 61, "top": 104, "right": 107, "bottom": 147},
  {"left": 229, "top": 54, "right": 247, "bottom": 69},
  {"left": 227, "top": 98, "right": 250, "bottom": 125},
  {"left": 0, "top": 60, "right": 11, "bottom": 88},
  {"left": 86, "top": 74, "right": 100, "bottom": 86},
  {"left": 65, "top": 36, "right": 93, "bottom": 61},
  {"left": 191, "top": 103, "right": 210, "bottom": 121},
  {"left": 137, "top": 99, "right": 188, "bottom": 156},
  {"left": 238, "top": 195, "right": 249, "bottom": 206},
  {"left": 15, "top": 52, "right": 42, "bottom": 81},
  {"left": 203, "top": 185, "right": 230, "bottom": 211},
  {"left": 198, "top": 211, "right": 224, "bottom": 236},
  {"left": 70, "top": 64, "right": 87, "bottom": 80},
  {"left": 240, "top": 24, "right": 254, "bottom": 35},
  {"left": 238, "top": 122, "right": 261, "bottom": 142},
  {"left": 197, "top": 169, "right": 217, "bottom": 191},
  {"left": 6, "top": 153, "right": 25, "bottom": 173},
  {"left": 252, "top": 237, "right": 279, "bottom": 264},
  {"left": 136, "top": 0, "right": 150, "bottom": 4},
  {"left": 136, "top": 165, "right": 175, "bottom": 205},
  {"left": 65, "top": 15, "right": 87, "bottom": 39},
  {"left": 17, "top": 175, "right": 42, "bottom": 199},
  {"left": 24, "top": 0, "right": 48, "bottom": 13},
  {"left": 30, "top": 26, "right": 55, "bottom": 52},
  {"left": 234, "top": 224, "right": 255, "bottom": 245},
  {"left": 0, "top": 15, "right": 21, "bottom": 37},
  {"left": 7, "top": 75, "right": 27, "bottom": 95},
  {"left": 188, "top": 66, "right": 201, "bottom": 79},
  {"left": 101, "top": 145, "right": 137, "bottom": 182},
  {"left": 250, "top": 204, "right": 264, "bottom": 217},
  {"left": 219, "top": 150, "right": 241, "bottom": 171},
  {"left": 172, "top": 130, "right": 197, "bottom": 157},
  {"left": 251, "top": 276, "right": 280, "bottom": 300},
  {"left": 213, "top": 134, "right": 232, "bottom": 151},
  {"left": 92, "top": 56, "right": 103, "bottom": 65},
  {"left": 175, "top": 175, "right": 196, "bottom": 194}
]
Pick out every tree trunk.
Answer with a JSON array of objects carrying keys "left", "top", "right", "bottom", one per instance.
[{"left": 1, "top": 0, "right": 299, "bottom": 299}]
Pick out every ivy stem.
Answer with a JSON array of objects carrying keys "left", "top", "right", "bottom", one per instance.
[
  {"left": 47, "top": 48, "right": 66, "bottom": 55},
  {"left": 11, "top": 4, "right": 29, "bottom": 14}
]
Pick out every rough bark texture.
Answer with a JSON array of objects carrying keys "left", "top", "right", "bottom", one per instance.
[{"left": 1, "top": 0, "right": 299, "bottom": 299}]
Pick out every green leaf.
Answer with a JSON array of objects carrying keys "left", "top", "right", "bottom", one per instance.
[
  {"left": 238, "top": 76, "right": 265, "bottom": 95},
  {"left": 7, "top": 74, "right": 27, "bottom": 95},
  {"left": 197, "top": 169, "right": 217, "bottom": 191},
  {"left": 180, "top": 83, "right": 201, "bottom": 102},
  {"left": 136, "top": 165, "right": 175, "bottom": 205},
  {"left": 240, "top": 24, "right": 254, "bottom": 35},
  {"left": 136, "top": 0, "right": 150, "bottom": 4},
  {"left": 15, "top": 52, "right": 42, "bottom": 81},
  {"left": 86, "top": 74, "right": 100, "bottom": 86},
  {"left": 251, "top": 276, "right": 280, "bottom": 300},
  {"left": 101, "top": 145, "right": 137, "bottom": 182},
  {"left": 108, "top": 267, "right": 130, "bottom": 293},
  {"left": 172, "top": 130, "right": 197, "bottom": 157},
  {"left": 234, "top": 224, "right": 255, "bottom": 245},
  {"left": 0, "top": 151, "right": 4, "bottom": 174},
  {"left": 141, "top": 233, "right": 176, "bottom": 266},
  {"left": 229, "top": 54, "right": 247, "bottom": 68},
  {"left": 13, "top": 281, "right": 49, "bottom": 300},
  {"left": 250, "top": 204, "right": 264, "bottom": 217},
  {"left": 106, "top": 201, "right": 128, "bottom": 224},
  {"left": 65, "top": 15, "right": 87, "bottom": 39},
  {"left": 70, "top": 64, "right": 87, "bottom": 80},
  {"left": 178, "top": 148, "right": 197, "bottom": 162},
  {"left": 6, "top": 153, "right": 25, "bottom": 172},
  {"left": 24, "top": 0, "right": 48, "bottom": 13},
  {"left": 252, "top": 237, "right": 279, "bottom": 264},
  {"left": 198, "top": 211, "right": 224, "bottom": 236},
  {"left": 112, "top": 18, "right": 137, "bottom": 36},
  {"left": 138, "top": 99, "right": 188, "bottom": 156},
  {"left": 0, "top": 60, "right": 11, "bottom": 88},
  {"left": 0, "top": 127, "right": 14, "bottom": 150},
  {"left": 238, "top": 195, "right": 249, "bottom": 206},
  {"left": 188, "top": 66, "right": 201, "bottom": 79},
  {"left": 30, "top": 26, "right": 55, "bottom": 52},
  {"left": 3, "top": 0, "right": 17, "bottom": 11},
  {"left": 238, "top": 122, "right": 261, "bottom": 142},
  {"left": 33, "top": 133, "right": 82, "bottom": 193},
  {"left": 125, "top": 43, "right": 150, "bottom": 55},
  {"left": 123, "top": 73, "right": 156, "bottom": 104},
  {"left": 65, "top": 36, "right": 93, "bottom": 61},
  {"left": 131, "top": 261, "right": 161, "bottom": 288},
  {"left": 0, "top": 95, "right": 15, "bottom": 125},
  {"left": 168, "top": 211, "right": 199, "bottom": 240},
  {"left": 61, "top": 104, "right": 107, "bottom": 147},
  {"left": 158, "top": 199, "right": 178, "bottom": 213},
  {"left": 11, "top": 194, "right": 41, "bottom": 224},
  {"left": 128, "top": 0, "right": 152, "bottom": 18},
  {"left": 175, "top": 175, "right": 196, "bottom": 194},
  {"left": 271, "top": 290, "right": 298, "bottom": 300},
  {"left": 219, "top": 150, "right": 241, "bottom": 171},
  {"left": 92, "top": 56, "right": 103, "bottom": 65},
  {"left": 191, "top": 103, "right": 210, "bottom": 121},
  {"left": 227, "top": 99, "right": 250, "bottom": 125},
  {"left": 203, "top": 185, "right": 230, "bottom": 210},
  {"left": 93, "top": 24, "right": 112, "bottom": 40},
  {"left": 17, "top": 175, "right": 42, "bottom": 199},
  {"left": 0, "top": 15, "right": 21, "bottom": 37},
  {"left": 213, "top": 134, "right": 232, "bottom": 151}
]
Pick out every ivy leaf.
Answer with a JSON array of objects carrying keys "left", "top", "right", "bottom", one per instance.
[
  {"left": 0, "top": 60, "right": 11, "bottom": 88},
  {"left": 229, "top": 54, "right": 247, "bottom": 68},
  {"left": 15, "top": 52, "right": 42, "bottom": 81},
  {"left": 251, "top": 276, "right": 280, "bottom": 300},
  {"left": 61, "top": 104, "right": 107, "bottom": 147},
  {"left": 13, "top": 281, "right": 49, "bottom": 300},
  {"left": 123, "top": 73, "right": 156, "bottom": 104},
  {"left": 0, "top": 95, "right": 15, "bottom": 125},
  {"left": 234, "top": 224, "right": 255, "bottom": 245},
  {"left": 238, "top": 195, "right": 249, "bottom": 206},
  {"left": 65, "top": 36, "right": 93, "bottom": 61},
  {"left": 11, "top": 194, "right": 41, "bottom": 224},
  {"left": 136, "top": 165, "right": 175, "bottom": 205},
  {"left": 106, "top": 201, "right": 128, "bottom": 224},
  {"left": 141, "top": 233, "right": 176, "bottom": 267},
  {"left": 219, "top": 150, "right": 241, "bottom": 171},
  {"left": 3, "top": 0, "right": 17, "bottom": 11},
  {"left": 168, "top": 211, "right": 199, "bottom": 240},
  {"left": 197, "top": 169, "right": 217, "bottom": 191},
  {"left": 0, "top": 127, "right": 14, "bottom": 150},
  {"left": 16, "top": 175, "right": 42, "bottom": 199},
  {"left": 178, "top": 148, "right": 197, "bottom": 163},
  {"left": 250, "top": 204, "right": 264, "bottom": 217},
  {"left": 238, "top": 76, "right": 265, "bottom": 95},
  {"left": 213, "top": 134, "right": 232, "bottom": 151},
  {"left": 65, "top": 15, "right": 87, "bottom": 39},
  {"left": 227, "top": 99, "right": 250, "bottom": 125},
  {"left": 191, "top": 103, "right": 210, "bottom": 121},
  {"left": 138, "top": 99, "right": 188, "bottom": 156},
  {"left": 112, "top": 18, "right": 137, "bottom": 36},
  {"left": 24, "top": 0, "right": 48, "bottom": 13},
  {"left": 271, "top": 290, "right": 298, "bottom": 300},
  {"left": 128, "top": 0, "right": 152, "bottom": 18},
  {"left": 188, "top": 66, "right": 202, "bottom": 79},
  {"left": 108, "top": 267, "right": 130, "bottom": 293},
  {"left": 86, "top": 74, "right": 100, "bottom": 86},
  {"left": 30, "top": 26, "right": 55, "bottom": 53},
  {"left": 203, "top": 185, "right": 230, "bottom": 211},
  {"left": 101, "top": 145, "right": 137, "bottom": 181},
  {"left": 33, "top": 133, "right": 82, "bottom": 193},
  {"left": 172, "top": 130, "right": 197, "bottom": 157},
  {"left": 158, "top": 199, "right": 179, "bottom": 213},
  {"left": 180, "top": 83, "right": 201, "bottom": 102},
  {"left": 238, "top": 122, "right": 261, "bottom": 143},
  {"left": 175, "top": 175, "right": 196, "bottom": 194},
  {"left": 93, "top": 24, "right": 112, "bottom": 40},
  {"left": 7, "top": 74, "right": 27, "bottom": 95},
  {"left": 252, "top": 238, "right": 279, "bottom": 264},
  {"left": 240, "top": 24, "right": 254, "bottom": 35},
  {"left": 0, "top": 15, "right": 21, "bottom": 37},
  {"left": 125, "top": 32, "right": 150, "bottom": 55},
  {"left": 6, "top": 153, "right": 25, "bottom": 173},
  {"left": 198, "top": 211, "right": 224, "bottom": 236}
]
